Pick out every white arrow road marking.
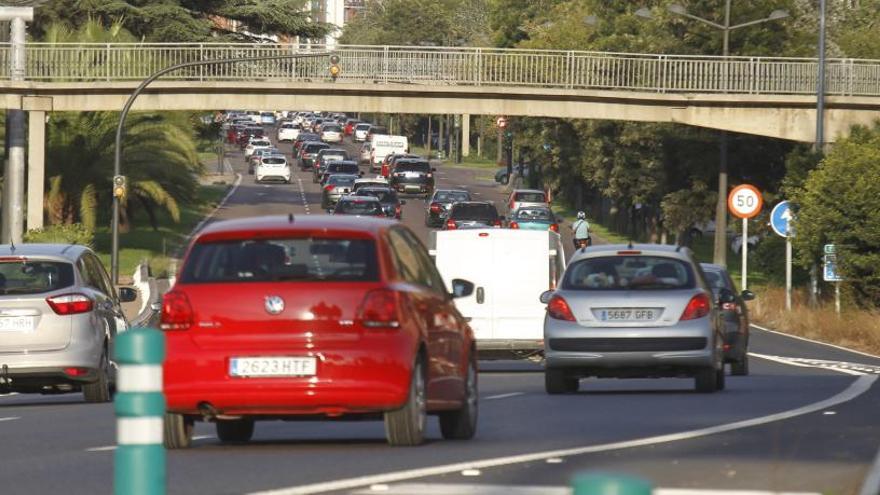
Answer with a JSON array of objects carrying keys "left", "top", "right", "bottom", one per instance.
[
  {"left": 351, "top": 483, "right": 818, "bottom": 495},
  {"left": 249, "top": 375, "right": 875, "bottom": 495}
]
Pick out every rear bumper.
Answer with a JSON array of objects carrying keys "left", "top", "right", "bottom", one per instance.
[
  {"left": 257, "top": 173, "right": 291, "bottom": 182},
  {"left": 477, "top": 339, "right": 543, "bottom": 360},
  {"left": 163, "top": 334, "right": 416, "bottom": 416}
]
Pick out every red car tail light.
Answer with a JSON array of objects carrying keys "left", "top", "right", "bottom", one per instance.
[
  {"left": 493, "top": 219, "right": 502, "bottom": 227},
  {"left": 324, "top": 184, "right": 335, "bottom": 191},
  {"left": 549, "top": 223, "right": 559, "bottom": 232},
  {"left": 445, "top": 219, "right": 457, "bottom": 230},
  {"left": 681, "top": 293, "right": 711, "bottom": 321},
  {"left": 547, "top": 295, "right": 576, "bottom": 321},
  {"left": 429, "top": 203, "right": 442, "bottom": 214},
  {"left": 357, "top": 289, "right": 401, "bottom": 328},
  {"left": 509, "top": 222, "right": 519, "bottom": 229},
  {"left": 63, "top": 367, "right": 89, "bottom": 377},
  {"left": 161, "top": 291, "right": 194, "bottom": 331},
  {"left": 46, "top": 293, "right": 94, "bottom": 315}
]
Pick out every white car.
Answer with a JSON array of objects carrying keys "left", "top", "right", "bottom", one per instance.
[
  {"left": 244, "top": 138, "right": 272, "bottom": 158},
  {"left": 321, "top": 124, "right": 343, "bottom": 143},
  {"left": 359, "top": 142, "right": 373, "bottom": 165},
  {"left": 353, "top": 123, "right": 371, "bottom": 142},
  {"left": 256, "top": 155, "right": 291, "bottom": 183},
  {"left": 352, "top": 176, "right": 389, "bottom": 193},
  {"left": 277, "top": 123, "right": 301, "bottom": 142}
]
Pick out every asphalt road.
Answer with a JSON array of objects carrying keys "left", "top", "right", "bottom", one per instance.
[{"left": 2, "top": 130, "right": 879, "bottom": 495}]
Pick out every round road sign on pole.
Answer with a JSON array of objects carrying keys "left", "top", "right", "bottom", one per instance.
[
  {"left": 727, "top": 184, "right": 763, "bottom": 219},
  {"left": 496, "top": 117, "right": 507, "bottom": 129}
]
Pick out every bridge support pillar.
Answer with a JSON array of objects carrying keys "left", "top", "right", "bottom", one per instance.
[
  {"left": 27, "top": 110, "right": 45, "bottom": 231},
  {"left": 461, "top": 114, "right": 470, "bottom": 158}
]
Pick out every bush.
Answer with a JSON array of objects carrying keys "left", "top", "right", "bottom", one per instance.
[
  {"left": 750, "top": 235, "right": 809, "bottom": 287},
  {"left": 24, "top": 223, "right": 94, "bottom": 248}
]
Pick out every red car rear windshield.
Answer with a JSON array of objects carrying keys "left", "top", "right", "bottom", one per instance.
[{"left": 181, "top": 239, "right": 379, "bottom": 283}]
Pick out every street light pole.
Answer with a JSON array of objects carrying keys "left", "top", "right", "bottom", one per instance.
[
  {"left": 815, "top": 0, "right": 827, "bottom": 150},
  {"left": 110, "top": 51, "right": 329, "bottom": 284},
  {"left": 639, "top": 2, "right": 788, "bottom": 267}
]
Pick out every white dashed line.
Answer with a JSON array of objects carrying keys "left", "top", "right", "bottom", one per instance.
[
  {"left": 86, "top": 445, "right": 116, "bottom": 452},
  {"left": 484, "top": 392, "right": 524, "bottom": 400},
  {"left": 0, "top": 416, "right": 20, "bottom": 422}
]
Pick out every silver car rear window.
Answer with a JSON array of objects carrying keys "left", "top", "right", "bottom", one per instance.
[
  {"left": 563, "top": 256, "right": 695, "bottom": 290},
  {"left": 181, "top": 239, "right": 378, "bottom": 283},
  {"left": 0, "top": 260, "right": 74, "bottom": 294}
]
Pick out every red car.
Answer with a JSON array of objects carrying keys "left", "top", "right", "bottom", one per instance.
[{"left": 161, "top": 215, "right": 478, "bottom": 448}]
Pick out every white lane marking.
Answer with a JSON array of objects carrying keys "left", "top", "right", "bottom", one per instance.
[
  {"left": 352, "top": 484, "right": 818, "bottom": 495},
  {"left": 750, "top": 353, "right": 880, "bottom": 376},
  {"left": 0, "top": 416, "right": 20, "bottom": 422},
  {"left": 472, "top": 192, "right": 482, "bottom": 196},
  {"left": 249, "top": 375, "right": 875, "bottom": 495},
  {"left": 484, "top": 392, "right": 524, "bottom": 400},
  {"left": 545, "top": 458, "right": 563, "bottom": 464},
  {"left": 860, "top": 432, "right": 880, "bottom": 495},
  {"left": 190, "top": 172, "right": 242, "bottom": 237},
  {"left": 460, "top": 469, "right": 481, "bottom": 477},
  {"left": 751, "top": 323, "right": 880, "bottom": 360},
  {"left": 86, "top": 446, "right": 116, "bottom": 452},
  {"left": 295, "top": 177, "right": 311, "bottom": 215},
  {"left": 193, "top": 435, "right": 214, "bottom": 441},
  {"left": 0, "top": 392, "right": 19, "bottom": 397}
]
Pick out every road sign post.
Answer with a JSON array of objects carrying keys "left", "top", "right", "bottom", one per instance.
[
  {"left": 770, "top": 201, "right": 794, "bottom": 310},
  {"left": 114, "top": 328, "right": 166, "bottom": 495},
  {"left": 727, "top": 184, "right": 763, "bottom": 291},
  {"left": 823, "top": 244, "right": 843, "bottom": 315},
  {"left": 572, "top": 473, "right": 652, "bottom": 495}
]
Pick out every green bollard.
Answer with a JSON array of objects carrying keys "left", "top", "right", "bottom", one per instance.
[
  {"left": 114, "top": 328, "right": 166, "bottom": 495},
  {"left": 572, "top": 473, "right": 653, "bottom": 495}
]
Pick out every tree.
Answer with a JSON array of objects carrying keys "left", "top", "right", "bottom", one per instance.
[
  {"left": 661, "top": 180, "right": 718, "bottom": 245},
  {"left": 791, "top": 121, "right": 880, "bottom": 307},
  {"left": 31, "top": 0, "right": 329, "bottom": 43},
  {"left": 340, "top": 0, "right": 490, "bottom": 46}
]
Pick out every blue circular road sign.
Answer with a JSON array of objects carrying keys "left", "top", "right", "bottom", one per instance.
[{"left": 770, "top": 200, "right": 793, "bottom": 237}]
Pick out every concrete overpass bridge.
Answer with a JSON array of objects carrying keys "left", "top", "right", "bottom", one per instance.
[{"left": 2, "top": 43, "right": 880, "bottom": 230}]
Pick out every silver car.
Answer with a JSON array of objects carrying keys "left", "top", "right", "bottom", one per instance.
[
  {"left": 321, "top": 173, "right": 359, "bottom": 209},
  {"left": 0, "top": 244, "right": 137, "bottom": 401},
  {"left": 542, "top": 244, "right": 724, "bottom": 394}
]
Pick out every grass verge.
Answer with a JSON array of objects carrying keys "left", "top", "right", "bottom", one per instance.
[
  {"left": 750, "top": 286, "right": 880, "bottom": 356},
  {"left": 412, "top": 145, "right": 500, "bottom": 170},
  {"left": 93, "top": 184, "right": 229, "bottom": 279}
]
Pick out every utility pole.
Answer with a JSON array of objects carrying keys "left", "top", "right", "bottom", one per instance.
[{"left": 1, "top": 7, "right": 33, "bottom": 245}]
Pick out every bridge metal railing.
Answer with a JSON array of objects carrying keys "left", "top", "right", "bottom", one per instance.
[{"left": 1, "top": 43, "right": 879, "bottom": 96}]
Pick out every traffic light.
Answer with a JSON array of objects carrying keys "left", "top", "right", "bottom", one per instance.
[
  {"left": 329, "top": 54, "right": 340, "bottom": 80},
  {"left": 113, "top": 175, "right": 127, "bottom": 199}
]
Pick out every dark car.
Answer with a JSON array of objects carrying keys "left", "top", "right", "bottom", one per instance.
[
  {"left": 354, "top": 187, "right": 406, "bottom": 219},
  {"left": 700, "top": 263, "right": 755, "bottom": 376},
  {"left": 237, "top": 126, "right": 264, "bottom": 149},
  {"left": 294, "top": 132, "right": 321, "bottom": 156},
  {"left": 443, "top": 201, "right": 502, "bottom": 230},
  {"left": 331, "top": 196, "right": 386, "bottom": 217},
  {"left": 389, "top": 159, "right": 435, "bottom": 196},
  {"left": 425, "top": 189, "right": 471, "bottom": 227},
  {"left": 300, "top": 142, "right": 330, "bottom": 171},
  {"left": 314, "top": 149, "right": 351, "bottom": 182},
  {"left": 320, "top": 160, "right": 361, "bottom": 185}
]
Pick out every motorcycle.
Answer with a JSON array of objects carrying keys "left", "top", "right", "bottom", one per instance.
[{"left": 574, "top": 237, "right": 592, "bottom": 250}]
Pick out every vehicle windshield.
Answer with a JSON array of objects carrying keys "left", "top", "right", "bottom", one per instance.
[
  {"left": 395, "top": 162, "right": 430, "bottom": 173},
  {"left": 355, "top": 188, "right": 397, "bottom": 202},
  {"left": 251, "top": 140, "right": 271, "bottom": 147},
  {"left": 328, "top": 164, "right": 359, "bottom": 174},
  {"left": 355, "top": 124, "right": 370, "bottom": 130},
  {"left": 327, "top": 175, "right": 357, "bottom": 186},
  {"left": 515, "top": 192, "right": 546, "bottom": 203},
  {"left": 514, "top": 208, "right": 553, "bottom": 221},
  {"left": 563, "top": 256, "right": 696, "bottom": 290},
  {"left": 304, "top": 143, "right": 328, "bottom": 152},
  {"left": 323, "top": 125, "right": 342, "bottom": 132},
  {"left": 261, "top": 157, "right": 287, "bottom": 165},
  {"left": 321, "top": 153, "right": 348, "bottom": 162},
  {"left": 435, "top": 191, "right": 470, "bottom": 203},
  {"left": 336, "top": 200, "right": 383, "bottom": 216},
  {"left": 180, "top": 238, "right": 378, "bottom": 283},
  {"left": 451, "top": 204, "right": 497, "bottom": 221},
  {"left": 702, "top": 269, "right": 731, "bottom": 293},
  {"left": 0, "top": 260, "right": 74, "bottom": 295}
]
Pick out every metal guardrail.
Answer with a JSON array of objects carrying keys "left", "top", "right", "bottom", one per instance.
[{"left": 1, "top": 43, "right": 879, "bottom": 96}]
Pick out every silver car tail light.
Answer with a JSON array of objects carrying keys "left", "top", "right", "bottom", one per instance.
[{"left": 46, "top": 293, "right": 94, "bottom": 315}]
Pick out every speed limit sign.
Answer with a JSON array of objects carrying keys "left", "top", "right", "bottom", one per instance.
[{"left": 728, "top": 184, "right": 763, "bottom": 219}]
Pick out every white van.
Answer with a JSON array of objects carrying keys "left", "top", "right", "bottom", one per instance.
[
  {"left": 370, "top": 134, "right": 409, "bottom": 171},
  {"left": 431, "top": 229, "right": 566, "bottom": 360}
]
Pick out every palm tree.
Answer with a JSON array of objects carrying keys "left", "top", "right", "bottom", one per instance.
[{"left": 41, "top": 19, "right": 202, "bottom": 232}]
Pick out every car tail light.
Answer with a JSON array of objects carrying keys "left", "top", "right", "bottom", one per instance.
[
  {"left": 357, "top": 289, "right": 401, "bottom": 328},
  {"left": 445, "top": 219, "right": 457, "bottom": 230},
  {"left": 324, "top": 184, "right": 334, "bottom": 191},
  {"left": 547, "top": 295, "right": 576, "bottom": 321},
  {"left": 509, "top": 222, "right": 519, "bottom": 229},
  {"left": 429, "top": 203, "right": 442, "bottom": 214},
  {"left": 46, "top": 293, "right": 94, "bottom": 315},
  {"left": 681, "top": 293, "right": 711, "bottom": 321},
  {"left": 549, "top": 223, "right": 559, "bottom": 232},
  {"left": 63, "top": 367, "right": 89, "bottom": 377},
  {"left": 493, "top": 219, "right": 502, "bottom": 227},
  {"left": 722, "top": 302, "right": 738, "bottom": 311},
  {"left": 161, "top": 291, "right": 194, "bottom": 331}
]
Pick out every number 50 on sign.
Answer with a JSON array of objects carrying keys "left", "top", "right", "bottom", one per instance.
[{"left": 728, "top": 184, "right": 763, "bottom": 219}]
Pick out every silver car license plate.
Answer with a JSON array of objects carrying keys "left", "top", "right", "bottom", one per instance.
[
  {"left": 229, "top": 357, "right": 316, "bottom": 377},
  {"left": 597, "top": 309, "right": 657, "bottom": 322}
]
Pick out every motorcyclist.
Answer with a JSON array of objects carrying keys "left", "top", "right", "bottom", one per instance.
[{"left": 572, "top": 211, "right": 591, "bottom": 249}]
